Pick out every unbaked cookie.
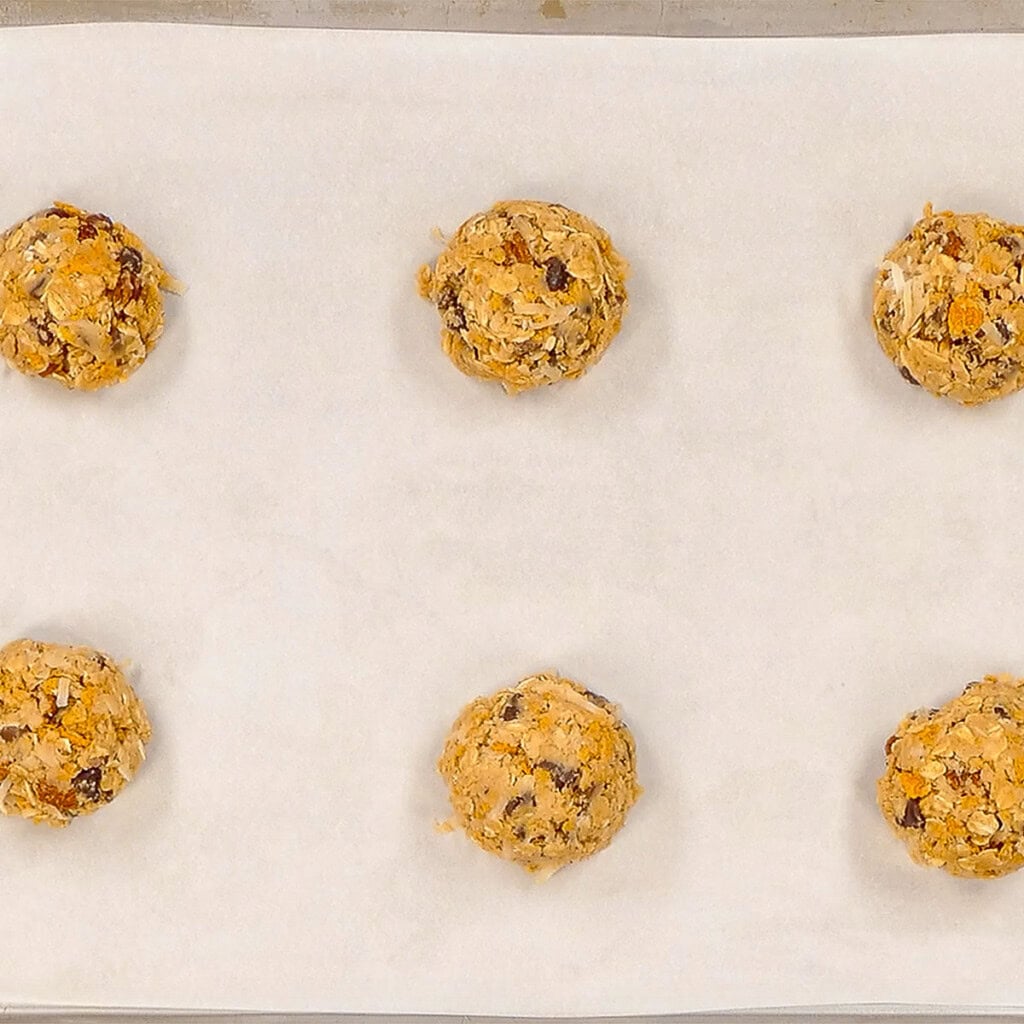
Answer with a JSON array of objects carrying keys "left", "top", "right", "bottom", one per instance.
[
  {"left": 0, "top": 639, "right": 151, "bottom": 826},
  {"left": 873, "top": 204, "right": 1024, "bottom": 405},
  {"left": 438, "top": 672, "right": 639, "bottom": 876},
  {"left": 878, "top": 675, "right": 1024, "bottom": 878},
  {"left": 418, "top": 200, "right": 629, "bottom": 394},
  {"left": 0, "top": 202, "right": 181, "bottom": 389}
]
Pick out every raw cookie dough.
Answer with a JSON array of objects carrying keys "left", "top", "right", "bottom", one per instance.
[
  {"left": 418, "top": 200, "right": 629, "bottom": 394},
  {"left": 873, "top": 204, "right": 1024, "bottom": 405},
  {"left": 0, "top": 202, "right": 180, "bottom": 389},
  {"left": 0, "top": 639, "right": 151, "bottom": 826},
  {"left": 878, "top": 675, "right": 1024, "bottom": 878},
  {"left": 438, "top": 671, "right": 639, "bottom": 876}
]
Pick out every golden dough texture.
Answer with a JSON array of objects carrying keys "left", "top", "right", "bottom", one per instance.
[
  {"left": 0, "top": 202, "right": 180, "bottom": 389},
  {"left": 438, "top": 672, "right": 639, "bottom": 876},
  {"left": 419, "top": 200, "right": 629, "bottom": 394},
  {"left": 878, "top": 675, "right": 1024, "bottom": 878},
  {"left": 873, "top": 204, "right": 1024, "bottom": 405},
  {"left": 0, "top": 639, "right": 151, "bottom": 826}
]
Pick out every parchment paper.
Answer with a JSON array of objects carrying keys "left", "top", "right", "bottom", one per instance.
[{"left": 2, "top": 22, "right": 1024, "bottom": 1016}]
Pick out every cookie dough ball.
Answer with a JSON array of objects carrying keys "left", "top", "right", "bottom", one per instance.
[
  {"left": 873, "top": 204, "right": 1024, "bottom": 405},
  {"left": 0, "top": 202, "right": 180, "bottom": 389},
  {"left": 418, "top": 200, "right": 629, "bottom": 394},
  {"left": 878, "top": 675, "right": 1024, "bottom": 878},
  {"left": 438, "top": 672, "right": 639, "bottom": 876},
  {"left": 0, "top": 639, "right": 151, "bottom": 826}
]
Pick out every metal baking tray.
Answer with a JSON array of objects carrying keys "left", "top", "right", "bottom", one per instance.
[{"left": 2, "top": 2, "right": 1023, "bottom": 1022}]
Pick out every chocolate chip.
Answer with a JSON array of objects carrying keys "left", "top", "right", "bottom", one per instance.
[
  {"left": 436, "top": 283, "right": 466, "bottom": 331},
  {"left": 503, "top": 793, "right": 534, "bottom": 816},
  {"left": 76, "top": 221, "right": 98, "bottom": 241},
  {"left": 513, "top": 826, "right": 527, "bottom": 841},
  {"left": 119, "top": 246, "right": 143, "bottom": 275},
  {"left": 898, "top": 797, "right": 925, "bottom": 829},
  {"left": 32, "top": 319, "right": 55, "bottom": 344},
  {"left": 899, "top": 365, "right": 920, "bottom": 386},
  {"left": 500, "top": 695, "right": 521, "bottom": 721},
  {"left": 995, "top": 705, "right": 1011, "bottom": 718},
  {"left": 996, "top": 319, "right": 1012, "bottom": 342},
  {"left": 88, "top": 213, "right": 113, "bottom": 231},
  {"left": 37, "top": 331, "right": 69, "bottom": 379},
  {"left": 43, "top": 206, "right": 73, "bottom": 218},
  {"left": 536, "top": 760, "right": 581, "bottom": 792},
  {"left": 71, "top": 766, "right": 104, "bottom": 803},
  {"left": 0, "top": 725, "right": 25, "bottom": 742},
  {"left": 544, "top": 257, "right": 570, "bottom": 292}
]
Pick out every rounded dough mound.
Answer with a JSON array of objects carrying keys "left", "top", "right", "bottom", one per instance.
[
  {"left": 873, "top": 204, "right": 1024, "bottom": 405},
  {"left": 878, "top": 675, "right": 1024, "bottom": 878},
  {"left": 0, "top": 202, "right": 179, "bottom": 389},
  {"left": 0, "top": 639, "right": 151, "bottom": 826},
  {"left": 418, "top": 200, "right": 629, "bottom": 394},
  {"left": 438, "top": 672, "right": 639, "bottom": 876}
]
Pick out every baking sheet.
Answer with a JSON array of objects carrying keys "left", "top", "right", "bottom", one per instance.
[{"left": 3, "top": 22, "right": 1024, "bottom": 1017}]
